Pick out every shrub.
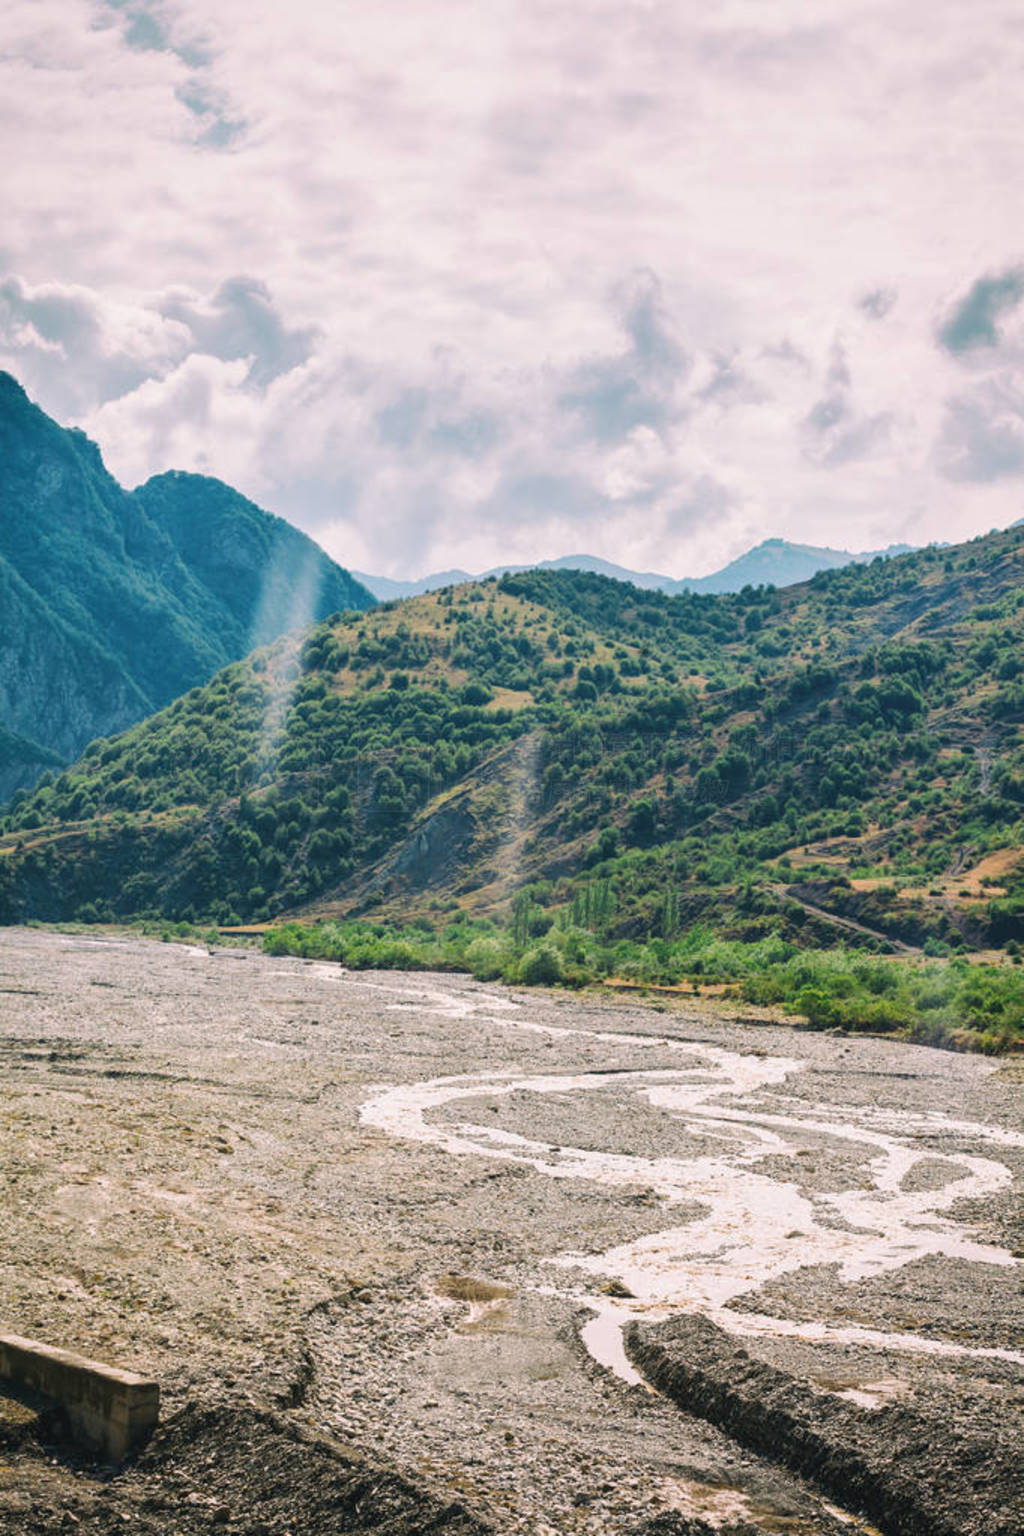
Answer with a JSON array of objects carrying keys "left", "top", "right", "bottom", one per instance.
[
  {"left": 465, "top": 935, "right": 507, "bottom": 980},
  {"left": 793, "top": 985, "right": 841, "bottom": 1027},
  {"left": 518, "top": 942, "right": 564, "bottom": 986}
]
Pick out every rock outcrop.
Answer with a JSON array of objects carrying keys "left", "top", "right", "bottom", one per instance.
[{"left": 0, "top": 372, "right": 373, "bottom": 795}]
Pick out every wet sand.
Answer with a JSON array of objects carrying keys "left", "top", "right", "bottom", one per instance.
[{"left": 0, "top": 929, "right": 1021, "bottom": 1534}]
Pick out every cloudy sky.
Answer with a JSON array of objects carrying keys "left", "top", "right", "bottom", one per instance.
[{"left": 4, "top": 1, "right": 1024, "bottom": 579}]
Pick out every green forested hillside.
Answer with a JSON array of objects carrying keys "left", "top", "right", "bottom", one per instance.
[
  {"left": 4, "top": 521, "right": 1024, "bottom": 1027},
  {"left": 0, "top": 373, "right": 373, "bottom": 794}
]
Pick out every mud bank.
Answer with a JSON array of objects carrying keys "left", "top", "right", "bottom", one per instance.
[
  {"left": 627, "top": 1314, "right": 1022, "bottom": 1536},
  {"left": 0, "top": 1403, "right": 490, "bottom": 1536}
]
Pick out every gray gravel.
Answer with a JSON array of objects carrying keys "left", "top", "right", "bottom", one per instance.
[{"left": 0, "top": 928, "right": 1021, "bottom": 1535}]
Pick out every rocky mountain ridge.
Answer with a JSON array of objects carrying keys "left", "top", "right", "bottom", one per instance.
[
  {"left": 355, "top": 538, "right": 916, "bottom": 601},
  {"left": 0, "top": 373, "right": 373, "bottom": 796}
]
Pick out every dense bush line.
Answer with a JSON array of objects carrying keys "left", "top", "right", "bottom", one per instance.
[{"left": 260, "top": 914, "right": 1024, "bottom": 1054}]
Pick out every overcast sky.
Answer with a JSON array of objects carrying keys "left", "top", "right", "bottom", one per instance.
[{"left": 3, "top": 1, "right": 1024, "bottom": 579}]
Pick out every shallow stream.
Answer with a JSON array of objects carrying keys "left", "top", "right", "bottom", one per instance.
[{"left": 358, "top": 980, "right": 1024, "bottom": 1383}]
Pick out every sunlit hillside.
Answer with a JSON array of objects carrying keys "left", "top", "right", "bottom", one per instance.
[{"left": 3, "top": 524, "right": 1024, "bottom": 972}]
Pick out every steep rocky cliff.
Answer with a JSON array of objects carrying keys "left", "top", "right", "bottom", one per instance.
[{"left": 0, "top": 373, "right": 373, "bottom": 793}]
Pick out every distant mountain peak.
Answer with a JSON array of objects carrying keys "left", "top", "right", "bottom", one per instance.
[{"left": 356, "top": 538, "right": 916, "bottom": 602}]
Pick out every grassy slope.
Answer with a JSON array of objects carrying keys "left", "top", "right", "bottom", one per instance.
[{"left": 4, "top": 526, "right": 1024, "bottom": 1049}]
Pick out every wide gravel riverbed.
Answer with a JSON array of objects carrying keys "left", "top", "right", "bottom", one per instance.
[{"left": 1, "top": 929, "right": 1021, "bottom": 1536}]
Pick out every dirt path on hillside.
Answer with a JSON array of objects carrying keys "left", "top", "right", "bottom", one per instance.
[
  {"left": 771, "top": 885, "right": 922, "bottom": 953},
  {"left": 0, "top": 931, "right": 1021, "bottom": 1535}
]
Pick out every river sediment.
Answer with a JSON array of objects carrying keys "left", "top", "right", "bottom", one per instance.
[{"left": 0, "top": 929, "right": 1020, "bottom": 1534}]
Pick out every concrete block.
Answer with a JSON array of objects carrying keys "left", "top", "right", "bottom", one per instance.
[{"left": 0, "top": 1332, "right": 159, "bottom": 1461}]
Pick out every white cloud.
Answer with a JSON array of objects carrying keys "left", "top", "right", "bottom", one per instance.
[
  {"left": 157, "top": 277, "right": 319, "bottom": 387},
  {"left": 3, "top": 1, "right": 1024, "bottom": 578},
  {"left": 0, "top": 273, "right": 188, "bottom": 416}
]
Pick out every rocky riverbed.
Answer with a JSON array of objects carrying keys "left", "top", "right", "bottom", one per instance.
[{"left": 0, "top": 928, "right": 1021, "bottom": 1535}]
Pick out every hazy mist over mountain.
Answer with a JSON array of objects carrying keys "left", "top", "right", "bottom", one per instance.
[{"left": 0, "top": 373, "right": 372, "bottom": 795}]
